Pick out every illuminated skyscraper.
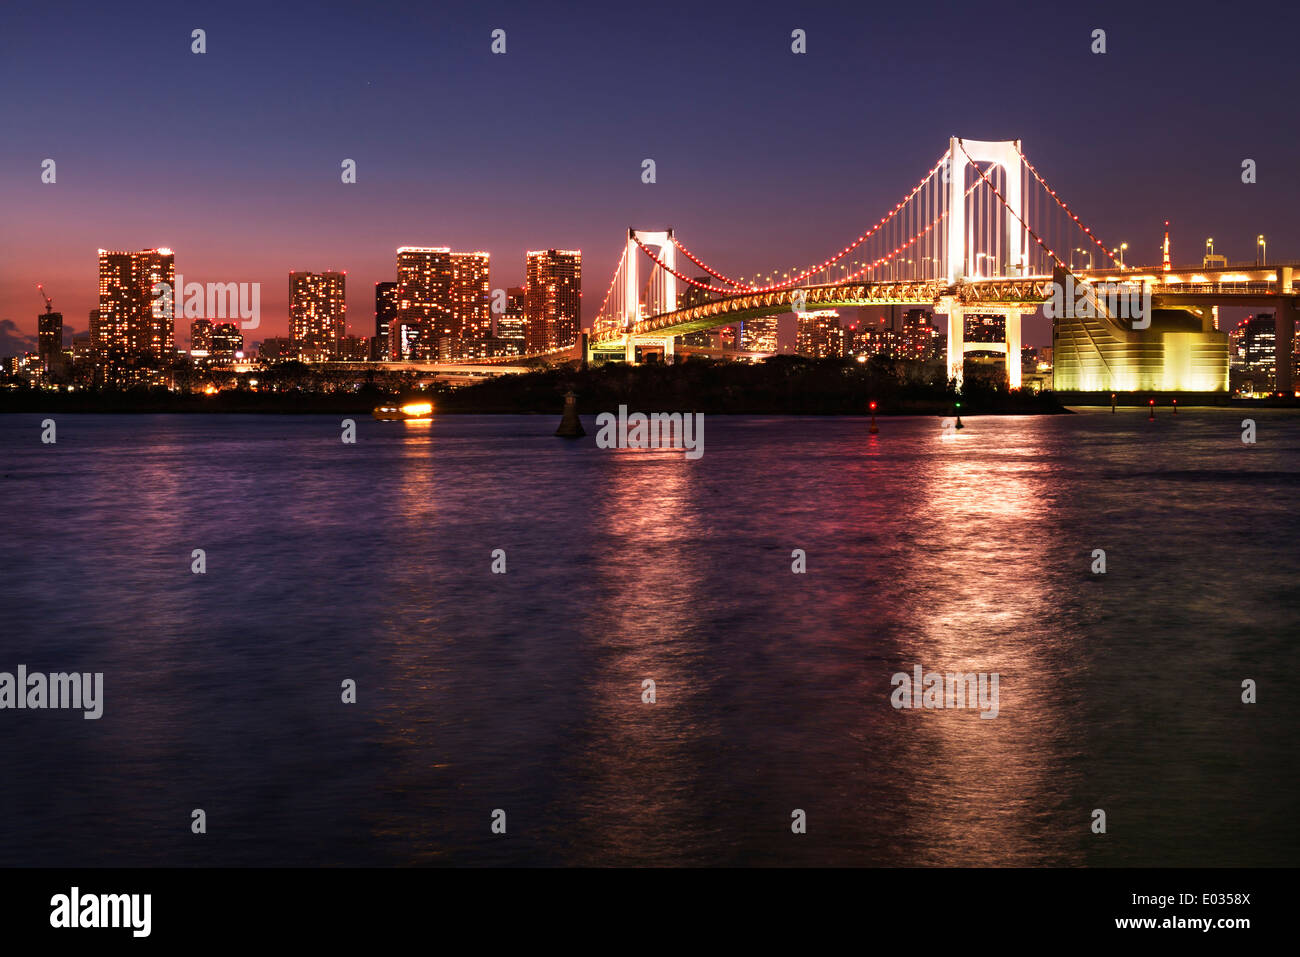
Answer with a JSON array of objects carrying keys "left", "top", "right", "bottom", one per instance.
[
  {"left": 451, "top": 252, "right": 491, "bottom": 344},
  {"left": 796, "top": 310, "right": 843, "bottom": 358},
  {"left": 525, "top": 249, "right": 582, "bottom": 353},
  {"left": 98, "top": 248, "right": 176, "bottom": 356},
  {"left": 900, "top": 308, "right": 939, "bottom": 360},
  {"left": 964, "top": 312, "right": 1006, "bottom": 344},
  {"left": 37, "top": 308, "right": 63, "bottom": 370},
  {"left": 395, "top": 247, "right": 453, "bottom": 356},
  {"left": 742, "top": 315, "right": 779, "bottom": 352},
  {"left": 190, "top": 318, "right": 213, "bottom": 357},
  {"left": 289, "top": 271, "right": 346, "bottom": 361},
  {"left": 374, "top": 281, "right": 398, "bottom": 357},
  {"left": 211, "top": 322, "right": 243, "bottom": 361},
  {"left": 494, "top": 286, "right": 526, "bottom": 351}
]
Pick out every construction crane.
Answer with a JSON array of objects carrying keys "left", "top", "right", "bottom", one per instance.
[{"left": 37, "top": 284, "right": 53, "bottom": 314}]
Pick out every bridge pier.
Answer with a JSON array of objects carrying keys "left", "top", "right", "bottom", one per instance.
[
  {"left": 942, "top": 303, "right": 965, "bottom": 388},
  {"left": 1276, "top": 267, "right": 1295, "bottom": 396},
  {"left": 1002, "top": 306, "right": 1036, "bottom": 389},
  {"left": 1005, "top": 310, "right": 1021, "bottom": 389}
]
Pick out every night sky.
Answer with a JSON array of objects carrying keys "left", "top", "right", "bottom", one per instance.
[{"left": 1, "top": 0, "right": 1296, "bottom": 352}]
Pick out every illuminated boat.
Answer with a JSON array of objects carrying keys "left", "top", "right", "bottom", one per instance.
[{"left": 373, "top": 399, "right": 434, "bottom": 421}]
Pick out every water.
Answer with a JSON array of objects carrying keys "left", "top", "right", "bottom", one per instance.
[{"left": 1, "top": 410, "right": 1296, "bottom": 867}]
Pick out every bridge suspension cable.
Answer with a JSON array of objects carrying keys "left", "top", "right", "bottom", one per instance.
[{"left": 667, "top": 152, "right": 951, "bottom": 293}]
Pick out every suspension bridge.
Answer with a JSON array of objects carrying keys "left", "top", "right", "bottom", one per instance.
[{"left": 486, "top": 138, "right": 1300, "bottom": 394}]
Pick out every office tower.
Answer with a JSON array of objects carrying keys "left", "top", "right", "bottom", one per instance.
[
  {"left": 796, "top": 310, "right": 843, "bottom": 358},
  {"left": 190, "top": 318, "right": 213, "bottom": 357},
  {"left": 211, "top": 322, "right": 243, "bottom": 361},
  {"left": 742, "top": 315, "right": 779, "bottom": 352},
  {"left": 289, "top": 271, "right": 346, "bottom": 361},
  {"left": 964, "top": 312, "right": 1006, "bottom": 344},
  {"left": 525, "top": 249, "right": 582, "bottom": 353},
  {"left": 38, "top": 308, "right": 63, "bottom": 370},
  {"left": 98, "top": 247, "right": 176, "bottom": 356},
  {"left": 374, "top": 281, "right": 398, "bottom": 354},
  {"left": 87, "top": 309, "right": 101, "bottom": 351},
  {"left": 451, "top": 252, "right": 491, "bottom": 345},
  {"left": 493, "top": 286, "right": 526, "bottom": 353},
  {"left": 900, "top": 308, "right": 939, "bottom": 360},
  {"left": 395, "top": 247, "right": 453, "bottom": 356}
]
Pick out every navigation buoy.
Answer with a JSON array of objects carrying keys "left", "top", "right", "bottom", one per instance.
[
  {"left": 1111, "top": 392, "right": 1117, "bottom": 414},
  {"left": 555, "top": 390, "right": 586, "bottom": 438},
  {"left": 869, "top": 400, "right": 879, "bottom": 433},
  {"left": 954, "top": 402, "right": 964, "bottom": 430},
  {"left": 1148, "top": 398, "right": 1155, "bottom": 421}
]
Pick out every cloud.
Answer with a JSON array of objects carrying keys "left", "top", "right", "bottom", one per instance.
[{"left": 0, "top": 319, "right": 36, "bottom": 358}]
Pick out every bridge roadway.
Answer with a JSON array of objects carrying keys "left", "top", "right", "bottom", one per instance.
[
  {"left": 346, "top": 260, "right": 1300, "bottom": 390},
  {"left": 591, "top": 261, "right": 1300, "bottom": 344}
]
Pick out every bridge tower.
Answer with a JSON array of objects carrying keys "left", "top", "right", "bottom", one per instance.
[
  {"left": 624, "top": 229, "right": 677, "bottom": 362},
  {"left": 945, "top": 137, "right": 1025, "bottom": 283},
  {"left": 941, "top": 138, "right": 1029, "bottom": 388}
]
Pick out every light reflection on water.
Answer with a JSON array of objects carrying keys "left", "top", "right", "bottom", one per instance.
[{"left": 0, "top": 410, "right": 1296, "bottom": 866}]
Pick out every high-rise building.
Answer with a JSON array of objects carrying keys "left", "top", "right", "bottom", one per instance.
[
  {"left": 395, "top": 247, "right": 453, "bottom": 356},
  {"left": 87, "top": 309, "right": 101, "bottom": 352},
  {"left": 211, "top": 322, "right": 243, "bottom": 361},
  {"left": 964, "top": 312, "right": 1006, "bottom": 344},
  {"left": 796, "top": 310, "right": 843, "bottom": 358},
  {"left": 388, "top": 316, "right": 423, "bottom": 361},
  {"left": 525, "top": 249, "right": 582, "bottom": 353},
  {"left": 190, "top": 319, "right": 213, "bottom": 357},
  {"left": 1227, "top": 312, "right": 1299, "bottom": 393},
  {"left": 374, "top": 281, "right": 398, "bottom": 358},
  {"left": 98, "top": 247, "right": 176, "bottom": 356},
  {"left": 742, "top": 315, "right": 779, "bottom": 352},
  {"left": 451, "top": 252, "right": 491, "bottom": 345},
  {"left": 289, "top": 271, "right": 346, "bottom": 361},
  {"left": 494, "top": 286, "right": 526, "bottom": 352},
  {"left": 900, "top": 308, "right": 939, "bottom": 360},
  {"left": 38, "top": 308, "right": 63, "bottom": 370}
]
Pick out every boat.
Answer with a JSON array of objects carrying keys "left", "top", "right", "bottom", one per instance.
[{"left": 373, "top": 399, "right": 434, "bottom": 421}]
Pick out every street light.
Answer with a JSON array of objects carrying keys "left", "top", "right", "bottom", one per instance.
[
  {"left": 1257, "top": 235, "right": 1266, "bottom": 266},
  {"left": 1119, "top": 242, "right": 1128, "bottom": 269}
]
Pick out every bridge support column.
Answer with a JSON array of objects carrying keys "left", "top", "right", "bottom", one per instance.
[
  {"left": 663, "top": 336, "right": 675, "bottom": 362},
  {"left": 1004, "top": 310, "right": 1022, "bottom": 389},
  {"left": 943, "top": 304, "right": 965, "bottom": 388},
  {"left": 625, "top": 337, "right": 637, "bottom": 364},
  {"left": 1276, "top": 275, "right": 1295, "bottom": 396}
]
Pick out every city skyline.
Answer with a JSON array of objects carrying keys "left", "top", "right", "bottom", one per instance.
[{"left": 4, "top": 0, "right": 1299, "bottom": 353}]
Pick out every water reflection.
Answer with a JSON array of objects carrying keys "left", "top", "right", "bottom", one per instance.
[{"left": 892, "top": 418, "right": 1085, "bottom": 865}]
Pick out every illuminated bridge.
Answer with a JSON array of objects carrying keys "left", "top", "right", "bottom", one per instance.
[{"left": 485, "top": 138, "right": 1298, "bottom": 394}]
